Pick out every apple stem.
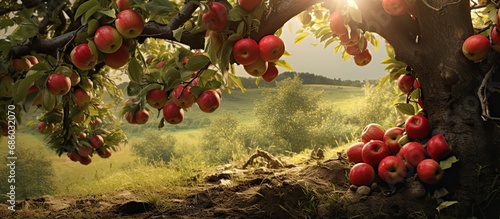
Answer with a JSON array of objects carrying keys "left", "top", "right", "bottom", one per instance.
[{"left": 179, "top": 60, "right": 212, "bottom": 99}]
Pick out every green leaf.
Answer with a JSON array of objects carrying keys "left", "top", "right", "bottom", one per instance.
[
  {"left": 190, "top": 86, "right": 204, "bottom": 98},
  {"left": 228, "top": 73, "right": 245, "bottom": 92},
  {"left": 173, "top": 27, "right": 183, "bottom": 42},
  {"left": 294, "top": 32, "right": 309, "bottom": 44},
  {"left": 138, "top": 84, "right": 162, "bottom": 98},
  {"left": 98, "top": 9, "right": 116, "bottom": 18},
  {"left": 395, "top": 103, "right": 415, "bottom": 115},
  {"left": 341, "top": 50, "right": 350, "bottom": 61},
  {"left": 334, "top": 43, "right": 343, "bottom": 54},
  {"left": 206, "top": 80, "right": 222, "bottom": 89},
  {"left": 87, "top": 40, "right": 98, "bottom": 58},
  {"left": 128, "top": 57, "right": 144, "bottom": 83},
  {"left": 227, "top": 33, "right": 242, "bottom": 41},
  {"left": 377, "top": 74, "right": 391, "bottom": 88},
  {"left": 13, "top": 70, "right": 47, "bottom": 103},
  {"left": 324, "top": 38, "right": 335, "bottom": 49},
  {"left": 219, "top": 41, "right": 234, "bottom": 71},
  {"left": 275, "top": 60, "right": 293, "bottom": 70},
  {"left": 200, "top": 69, "right": 217, "bottom": 79},
  {"left": 436, "top": 201, "right": 458, "bottom": 213},
  {"left": 348, "top": 5, "right": 362, "bottom": 23},
  {"left": 483, "top": 4, "right": 498, "bottom": 25},
  {"left": 180, "top": 70, "right": 195, "bottom": 81},
  {"left": 228, "top": 7, "right": 244, "bottom": 21},
  {"left": 42, "top": 90, "right": 56, "bottom": 111},
  {"left": 75, "top": 0, "right": 99, "bottom": 21},
  {"left": 410, "top": 88, "right": 420, "bottom": 100},
  {"left": 0, "top": 41, "right": 12, "bottom": 58},
  {"left": 9, "top": 19, "right": 38, "bottom": 44},
  {"left": 386, "top": 43, "right": 395, "bottom": 59},
  {"left": 0, "top": 19, "right": 14, "bottom": 29},
  {"left": 275, "top": 27, "right": 282, "bottom": 37},
  {"left": 126, "top": 81, "right": 141, "bottom": 96},
  {"left": 236, "top": 21, "right": 245, "bottom": 36},
  {"left": 85, "top": 5, "right": 102, "bottom": 21},
  {"left": 440, "top": 156, "right": 459, "bottom": 170},
  {"left": 145, "top": 0, "right": 174, "bottom": 15},
  {"left": 185, "top": 55, "right": 210, "bottom": 71}
]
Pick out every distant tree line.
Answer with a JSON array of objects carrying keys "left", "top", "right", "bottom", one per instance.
[{"left": 240, "top": 71, "right": 373, "bottom": 88}]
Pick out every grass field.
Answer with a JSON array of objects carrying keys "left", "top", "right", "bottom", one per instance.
[{"left": 0, "top": 85, "right": 365, "bottom": 198}]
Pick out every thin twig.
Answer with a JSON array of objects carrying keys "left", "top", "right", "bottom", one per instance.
[
  {"left": 478, "top": 66, "right": 495, "bottom": 121},
  {"left": 422, "top": 0, "right": 461, "bottom": 12}
]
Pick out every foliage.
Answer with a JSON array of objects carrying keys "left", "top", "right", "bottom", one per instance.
[
  {"left": 200, "top": 113, "right": 243, "bottom": 164},
  {"left": 131, "top": 129, "right": 177, "bottom": 163},
  {"left": 239, "top": 71, "right": 367, "bottom": 88}
]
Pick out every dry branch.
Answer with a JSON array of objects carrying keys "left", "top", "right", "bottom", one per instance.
[{"left": 242, "top": 150, "right": 284, "bottom": 169}]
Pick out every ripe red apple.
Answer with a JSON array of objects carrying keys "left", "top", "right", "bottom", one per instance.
[
  {"left": 378, "top": 155, "right": 407, "bottom": 185},
  {"left": 339, "top": 29, "right": 361, "bottom": 46},
  {"left": 262, "top": 62, "right": 279, "bottom": 82},
  {"left": 397, "top": 74, "right": 416, "bottom": 94},
  {"left": 399, "top": 142, "right": 426, "bottom": 169},
  {"left": 73, "top": 88, "right": 92, "bottom": 106},
  {"left": 462, "top": 34, "right": 490, "bottom": 61},
  {"left": 125, "top": 111, "right": 137, "bottom": 124},
  {"left": 362, "top": 140, "right": 390, "bottom": 167},
  {"left": 105, "top": 44, "right": 130, "bottom": 69},
  {"left": 78, "top": 132, "right": 87, "bottom": 139},
  {"left": 26, "top": 56, "right": 38, "bottom": 65},
  {"left": 361, "top": 123, "right": 385, "bottom": 143},
  {"left": 345, "top": 36, "right": 368, "bottom": 55},
  {"left": 197, "top": 89, "right": 221, "bottom": 113},
  {"left": 156, "top": 61, "right": 165, "bottom": 69},
  {"left": 146, "top": 89, "right": 168, "bottom": 109},
  {"left": 37, "top": 122, "right": 47, "bottom": 134},
  {"left": 79, "top": 156, "right": 92, "bottom": 165},
  {"left": 89, "top": 135, "right": 104, "bottom": 149},
  {"left": 47, "top": 73, "right": 71, "bottom": 96},
  {"left": 233, "top": 38, "right": 260, "bottom": 65},
  {"left": 491, "top": 27, "right": 500, "bottom": 53},
  {"left": 12, "top": 58, "right": 31, "bottom": 72},
  {"left": 94, "top": 25, "right": 123, "bottom": 54},
  {"left": 172, "top": 84, "right": 196, "bottom": 108},
  {"left": 71, "top": 111, "right": 86, "bottom": 123},
  {"left": 383, "top": 127, "right": 405, "bottom": 154},
  {"left": 418, "top": 98, "right": 424, "bottom": 108},
  {"left": 259, "top": 35, "right": 285, "bottom": 62},
  {"left": 417, "top": 159, "right": 444, "bottom": 184},
  {"left": 90, "top": 118, "right": 102, "bottom": 129},
  {"left": 70, "top": 43, "right": 97, "bottom": 70},
  {"left": 426, "top": 134, "right": 452, "bottom": 161},
  {"left": 70, "top": 71, "right": 80, "bottom": 86},
  {"left": 238, "top": 0, "right": 261, "bottom": 11},
  {"left": 202, "top": 2, "right": 227, "bottom": 32},
  {"left": 244, "top": 58, "right": 268, "bottom": 77},
  {"left": 382, "top": 0, "right": 409, "bottom": 16},
  {"left": 98, "top": 148, "right": 112, "bottom": 158},
  {"left": 346, "top": 142, "right": 364, "bottom": 163},
  {"left": 78, "top": 145, "right": 93, "bottom": 157},
  {"left": 353, "top": 49, "right": 372, "bottom": 66},
  {"left": 79, "top": 77, "right": 94, "bottom": 91},
  {"left": 116, "top": 0, "right": 130, "bottom": 11},
  {"left": 115, "top": 9, "right": 145, "bottom": 38},
  {"left": 349, "top": 163, "right": 375, "bottom": 186},
  {"left": 67, "top": 152, "right": 82, "bottom": 162},
  {"left": 163, "top": 102, "right": 184, "bottom": 124},
  {"left": 329, "top": 10, "right": 347, "bottom": 36},
  {"left": 404, "top": 115, "right": 431, "bottom": 140},
  {"left": 413, "top": 79, "right": 420, "bottom": 89},
  {"left": 135, "top": 109, "right": 149, "bottom": 124}
]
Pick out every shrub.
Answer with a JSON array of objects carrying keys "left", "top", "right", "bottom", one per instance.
[{"left": 131, "top": 129, "right": 177, "bottom": 163}]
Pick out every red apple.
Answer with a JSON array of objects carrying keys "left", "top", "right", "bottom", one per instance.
[
  {"left": 73, "top": 88, "right": 92, "bottom": 106},
  {"left": 26, "top": 56, "right": 38, "bottom": 65},
  {"left": 94, "top": 25, "right": 123, "bottom": 54},
  {"left": 413, "top": 79, "right": 420, "bottom": 89},
  {"left": 354, "top": 49, "right": 372, "bottom": 66},
  {"left": 262, "top": 62, "right": 279, "bottom": 82},
  {"left": 37, "top": 122, "right": 47, "bottom": 134},
  {"left": 362, "top": 140, "right": 390, "bottom": 167},
  {"left": 67, "top": 152, "right": 82, "bottom": 162},
  {"left": 78, "top": 132, "right": 87, "bottom": 139},
  {"left": 361, "top": 123, "right": 385, "bottom": 143},
  {"left": 349, "top": 163, "right": 375, "bottom": 186},
  {"left": 244, "top": 58, "right": 268, "bottom": 77},
  {"left": 90, "top": 118, "right": 102, "bottom": 129},
  {"left": 202, "top": 2, "right": 227, "bottom": 32},
  {"left": 115, "top": 9, "right": 145, "bottom": 38},
  {"left": 12, "top": 58, "right": 31, "bottom": 72},
  {"left": 378, "top": 155, "right": 407, "bottom": 185},
  {"left": 134, "top": 109, "right": 149, "bottom": 124},
  {"left": 399, "top": 142, "right": 426, "bottom": 169},
  {"left": 426, "top": 134, "right": 452, "bottom": 161},
  {"left": 70, "top": 71, "right": 81, "bottom": 86},
  {"left": 382, "top": 0, "right": 409, "bottom": 16},
  {"left": 78, "top": 145, "right": 93, "bottom": 157},
  {"left": 47, "top": 73, "right": 71, "bottom": 96},
  {"left": 215, "top": 89, "right": 222, "bottom": 99},
  {"left": 125, "top": 111, "right": 137, "bottom": 124},
  {"left": 70, "top": 43, "right": 98, "bottom": 70},
  {"left": 197, "top": 89, "right": 221, "bottom": 113},
  {"left": 462, "top": 34, "right": 490, "bottom": 61},
  {"left": 238, "top": 0, "right": 261, "bottom": 11},
  {"left": 404, "top": 115, "right": 431, "bottom": 140},
  {"left": 71, "top": 111, "right": 86, "bottom": 123},
  {"left": 491, "top": 26, "right": 500, "bottom": 53},
  {"left": 79, "top": 156, "right": 92, "bottom": 165},
  {"left": 105, "top": 44, "right": 130, "bottom": 69},
  {"left": 116, "top": 0, "right": 130, "bottom": 11},
  {"left": 89, "top": 135, "right": 104, "bottom": 149},
  {"left": 233, "top": 38, "right": 260, "bottom": 65},
  {"left": 98, "top": 148, "right": 112, "bottom": 158},
  {"left": 146, "top": 89, "right": 168, "bottom": 109},
  {"left": 259, "top": 35, "right": 285, "bottom": 62},
  {"left": 417, "top": 159, "right": 444, "bottom": 184},
  {"left": 346, "top": 142, "right": 364, "bottom": 163},
  {"left": 172, "top": 84, "right": 196, "bottom": 108},
  {"left": 397, "top": 74, "right": 416, "bottom": 94},
  {"left": 383, "top": 127, "right": 405, "bottom": 154},
  {"left": 329, "top": 10, "right": 347, "bottom": 36},
  {"left": 79, "top": 77, "right": 94, "bottom": 91},
  {"left": 163, "top": 102, "right": 184, "bottom": 124},
  {"left": 339, "top": 29, "right": 361, "bottom": 46}
]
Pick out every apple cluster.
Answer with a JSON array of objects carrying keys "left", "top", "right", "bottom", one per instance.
[
  {"left": 347, "top": 117, "right": 454, "bottom": 190},
  {"left": 233, "top": 35, "right": 283, "bottom": 82},
  {"left": 328, "top": 10, "right": 372, "bottom": 66},
  {"left": 70, "top": 0, "right": 143, "bottom": 71},
  {"left": 462, "top": 11, "right": 500, "bottom": 63}
]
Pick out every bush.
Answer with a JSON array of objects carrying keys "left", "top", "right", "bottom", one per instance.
[
  {"left": 200, "top": 113, "right": 244, "bottom": 164},
  {"left": 131, "top": 129, "right": 177, "bottom": 163}
]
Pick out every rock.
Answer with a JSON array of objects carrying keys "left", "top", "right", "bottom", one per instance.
[
  {"left": 349, "top": 185, "right": 358, "bottom": 191},
  {"left": 117, "top": 201, "right": 153, "bottom": 215},
  {"left": 406, "top": 180, "right": 427, "bottom": 199},
  {"left": 356, "top": 186, "right": 371, "bottom": 196},
  {"left": 371, "top": 182, "right": 378, "bottom": 191}
]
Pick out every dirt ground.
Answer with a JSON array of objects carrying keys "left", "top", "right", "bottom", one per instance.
[{"left": 0, "top": 156, "right": 487, "bottom": 219}]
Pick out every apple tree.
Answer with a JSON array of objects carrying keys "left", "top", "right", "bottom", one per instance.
[{"left": 0, "top": 0, "right": 499, "bottom": 217}]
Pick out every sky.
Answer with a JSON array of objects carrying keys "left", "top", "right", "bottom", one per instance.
[{"left": 234, "top": 18, "right": 389, "bottom": 81}]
